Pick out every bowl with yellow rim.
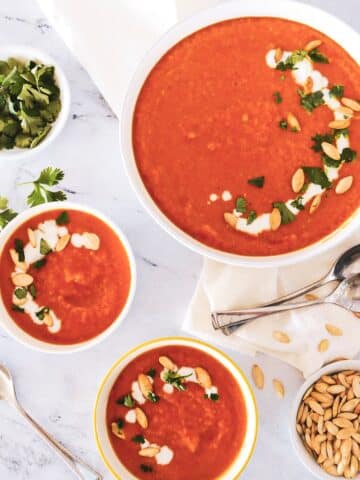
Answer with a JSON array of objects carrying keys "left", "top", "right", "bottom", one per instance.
[{"left": 93, "top": 337, "right": 258, "bottom": 480}]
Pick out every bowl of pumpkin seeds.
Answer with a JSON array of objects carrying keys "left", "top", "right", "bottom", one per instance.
[
  {"left": 291, "top": 360, "right": 360, "bottom": 479},
  {"left": 0, "top": 45, "right": 70, "bottom": 160}
]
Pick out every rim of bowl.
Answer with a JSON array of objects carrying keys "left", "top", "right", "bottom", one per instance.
[
  {"left": 0, "top": 44, "right": 71, "bottom": 161},
  {"left": 290, "top": 359, "right": 360, "bottom": 480},
  {"left": 93, "top": 336, "right": 258, "bottom": 480},
  {"left": 0, "top": 201, "right": 137, "bottom": 354},
  {"left": 120, "top": 0, "right": 360, "bottom": 268}
]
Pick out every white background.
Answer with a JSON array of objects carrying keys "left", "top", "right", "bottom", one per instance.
[{"left": 0, "top": 1, "right": 359, "bottom": 479}]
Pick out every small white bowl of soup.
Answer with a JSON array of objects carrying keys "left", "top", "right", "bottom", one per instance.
[
  {"left": 121, "top": 0, "right": 360, "bottom": 267},
  {"left": 0, "top": 202, "right": 136, "bottom": 353},
  {"left": 94, "top": 337, "right": 258, "bottom": 480},
  {"left": 290, "top": 360, "right": 360, "bottom": 479},
  {"left": 0, "top": 45, "right": 70, "bottom": 161}
]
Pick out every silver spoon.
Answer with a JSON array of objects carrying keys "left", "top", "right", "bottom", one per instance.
[
  {"left": 215, "top": 244, "right": 360, "bottom": 334},
  {"left": 0, "top": 365, "right": 102, "bottom": 480},
  {"left": 212, "top": 273, "right": 360, "bottom": 330}
]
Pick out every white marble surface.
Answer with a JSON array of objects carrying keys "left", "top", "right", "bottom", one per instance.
[{"left": 0, "top": 1, "right": 359, "bottom": 479}]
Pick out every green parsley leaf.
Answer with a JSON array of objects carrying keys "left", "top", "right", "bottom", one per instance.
[
  {"left": 311, "top": 133, "right": 334, "bottom": 152},
  {"left": 26, "top": 167, "right": 67, "bottom": 207},
  {"left": 302, "top": 167, "right": 331, "bottom": 189},
  {"left": 308, "top": 48, "right": 329, "bottom": 64},
  {"left": 164, "top": 370, "right": 191, "bottom": 391},
  {"left": 334, "top": 128, "right": 349, "bottom": 139},
  {"left": 146, "top": 368, "right": 156, "bottom": 379},
  {"left": 272, "top": 202, "right": 295, "bottom": 225},
  {"left": 132, "top": 435, "right": 145, "bottom": 444},
  {"left": 12, "top": 304, "right": 24, "bottom": 313},
  {"left": 247, "top": 210, "right": 257, "bottom": 225},
  {"left": 322, "top": 154, "right": 341, "bottom": 168},
  {"left": 279, "top": 119, "right": 288, "bottom": 130},
  {"left": 248, "top": 176, "right": 265, "bottom": 188},
  {"left": 140, "top": 464, "right": 153, "bottom": 473},
  {"left": 147, "top": 392, "right": 160, "bottom": 403},
  {"left": 341, "top": 148, "right": 357, "bottom": 163},
  {"left": 235, "top": 197, "right": 247, "bottom": 213},
  {"left": 276, "top": 50, "right": 307, "bottom": 71},
  {"left": 204, "top": 393, "right": 220, "bottom": 401},
  {"left": 14, "top": 238, "right": 25, "bottom": 262},
  {"left": 0, "top": 196, "right": 8, "bottom": 210},
  {"left": 36, "top": 306, "right": 50, "bottom": 321},
  {"left": 329, "top": 85, "right": 344, "bottom": 99},
  {"left": 273, "top": 91, "right": 282, "bottom": 104},
  {"left": 14, "top": 287, "right": 27, "bottom": 299},
  {"left": 116, "top": 394, "right": 135, "bottom": 408},
  {"left": 29, "top": 284, "right": 37, "bottom": 299},
  {"left": 298, "top": 90, "right": 325, "bottom": 112},
  {"left": 56, "top": 210, "right": 69, "bottom": 225},
  {"left": 116, "top": 419, "right": 124, "bottom": 429},
  {"left": 32, "top": 258, "right": 46, "bottom": 269},
  {"left": 40, "top": 238, "right": 52, "bottom": 255},
  {"left": 290, "top": 197, "right": 305, "bottom": 211}
]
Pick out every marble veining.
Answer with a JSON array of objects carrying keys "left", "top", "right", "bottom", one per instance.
[{"left": 0, "top": 1, "right": 359, "bottom": 479}]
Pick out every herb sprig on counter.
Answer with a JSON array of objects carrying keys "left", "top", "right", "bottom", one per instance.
[
  {"left": 0, "top": 58, "right": 61, "bottom": 150},
  {"left": 0, "top": 196, "right": 17, "bottom": 229},
  {"left": 25, "top": 167, "right": 67, "bottom": 207}
]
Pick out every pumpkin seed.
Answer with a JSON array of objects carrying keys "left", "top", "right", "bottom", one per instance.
[
  {"left": 138, "top": 446, "right": 160, "bottom": 458},
  {"left": 335, "top": 176, "right": 353, "bottom": 195},
  {"left": 138, "top": 373, "right": 153, "bottom": 398},
  {"left": 304, "top": 39, "right": 322, "bottom": 52},
  {"left": 342, "top": 98, "right": 360, "bottom": 112},
  {"left": 159, "top": 355, "right": 176, "bottom": 371},
  {"left": 82, "top": 232, "right": 100, "bottom": 251},
  {"left": 272, "top": 330, "right": 290, "bottom": 343},
  {"left": 224, "top": 212, "right": 237, "bottom": 229},
  {"left": 55, "top": 234, "right": 70, "bottom": 252},
  {"left": 310, "top": 195, "right": 321, "bottom": 214},
  {"left": 321, "top": 142, "right": 340, "bottom": 161},
  {"left": 270, "top": 208, "right": 281, "bottom": 231},
  {"left": 287, "top": 112, "right": 301, "bottom": 132},
  {"left": 329, "top": 118, "right": 351, "bottom": 129},
  {"left": 273, "top": 379, "right": 285, "bottom": 398},
  {"left": 318, "top": 339, "right": 329, "bottom": 353},
  {"left": 11, "top": 273, "right": 33, "bottom": 287},
  {"left": 27, "top": 228, "right": 36, "bottom": 248},
  {"left": 291, "top": 168, "right": 305, "bottom": 193},
  {"left": 195, "top": 367, "right": 212, "bottom": 389},
  {"left": 135, "top": 407, "right": 148, "bottom": 429},
  {"left": 325, "top": 324, "right": 343, "bottom": 337},
  {"left": 251, "top": 364, "right": 264, "bottom": 390}
]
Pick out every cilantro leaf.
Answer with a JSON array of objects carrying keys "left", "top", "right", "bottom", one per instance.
[
  {"left": 276, "top": 50, "right": 307, "bottom": 71},
  {"left": 302, "top": 167, "right": 331, "bottom": 188},
  {"left": 140, "top": 464, "right": 153, "bottom": 473},
  {"left": 40, "top": 238, "right": 52, "bottom": 255},
  {"left": 14, "top": 238, "right": 25, "bottom": 261},
  {"left": 147, "top": 392, "right": 159, "bottom": 403},
  {"left": 235, "top": 197, "right": 247, "bottom": 213},
  {"left": 247, "top": 211, "right": 257, "bottom": 225},
  {"left": 26, "top": 167, "right": 67, "bottom": 207},
  {"left": 341, "top": 148, "right": 357, "bottom": 163},
  {"left": 32, "top": 258, "right": 46, "bottom": 269},
  {"left": 290, "top": 197, "right": 304, "bottom": 211},
  {"left": 311, "top": 133, "right": 334, "bottom": 152},
  {"left": 116, "top": 394, "right": 135, "bottom": 408},
  {"left": 163, "top": 370, "right": 191, "bottom": 391},
  {"left": 298, "top": 90, "right": 324, "bottom": 112},
  {"left": 279, "top": 119, "right": 288, "bottom": 130},
  {"left": 272, "top": 202, "right": 295, "bottom": 225},
  {"left": 329, "top": 85, "right": 344, "bottom": 99},
  {"left": 132, "top": 435, "right": 145, "bottom": 444},
  {"left": 146, "top": 368, "right": 156, "bottom": 379},
  {"left": 248, "top": 176, "right": 264, "bottom": 188},
  {"left": 0, "top": 198, "right": 17, "bottom": 229},
  {"left": 322, "top": 155, "right": 341, "bottom": 168},
  {"left": 308, "top": 48, "right": 329, "bottom": 64},
  {"left": 273, "top": 91, "right": 282, "bottom": 104}
]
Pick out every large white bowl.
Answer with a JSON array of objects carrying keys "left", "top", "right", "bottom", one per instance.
[
  {"left": 290, "top": 360, "right": 360, "bottom": 480},
  {"left": 94, "top": 337, "right": 258, "bottom": 480},
  {"left": 121, "top": 0, "right": 360, "bottom": 268},
  {"left": 0, "top": 201, "right": 136, "bottom": 354},
  {"left": 0, "top": 45, "right": 71, "bottom": 161}
]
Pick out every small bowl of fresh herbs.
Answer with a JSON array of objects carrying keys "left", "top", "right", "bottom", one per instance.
[{"left": 0, "top": 45, "right": 70, "bottom": 159}]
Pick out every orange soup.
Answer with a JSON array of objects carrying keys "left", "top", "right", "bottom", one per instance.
[
  {"left": 133, "top": 18, "right": 360, "bottom": 256},
  {"left": 0, "top": 209, "right": 131, "bottom": 344},
  {"left": 106, "top": 345, "right": 247, "bottom": 480}
]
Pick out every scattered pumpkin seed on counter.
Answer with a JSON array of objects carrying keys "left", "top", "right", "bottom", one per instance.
[{"left": 0, "top": 57, "right": 61, "bottom": 150}]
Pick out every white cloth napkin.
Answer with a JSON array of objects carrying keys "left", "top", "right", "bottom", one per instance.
[{"left": 37, "top": 0, "right": 360, "bottom": 377}]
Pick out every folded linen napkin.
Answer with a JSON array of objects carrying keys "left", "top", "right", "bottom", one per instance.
[{"left": 37, "top": 0, "right": 360, "bottom": 377}]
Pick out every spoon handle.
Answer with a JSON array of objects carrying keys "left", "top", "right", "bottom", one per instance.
[
  {"left": 215, "top": 274, "right": 333, "bottom": 335},
  {"left": 15, "top": 404, "right": 102, "bottom": 480},
  {"left": 212, "top": 298, "right": 322, "bottom": 330}
]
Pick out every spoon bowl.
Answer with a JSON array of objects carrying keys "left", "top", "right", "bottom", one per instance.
[
  {"left": 331, "top": 273, "right": 360, "bottom": 312},
  {"left": 0, "top": 365, "right": 16, "bottom": 405}
]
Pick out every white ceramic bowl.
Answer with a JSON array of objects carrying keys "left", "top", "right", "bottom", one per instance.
[
  {"left": 94, "top": 336, "right": 258, "bottom": 480},
  {"left": 0, "top": 45, "right": 70, "bottom": 161},
  {"left": 121, "top": 0, "right": 360, "bottom": 268},
  {"left": 290, "top": 360, "right": 360, "bottom": 479},
  {"left": 0, "top": 201, "right": 136, "bottom": 353}
]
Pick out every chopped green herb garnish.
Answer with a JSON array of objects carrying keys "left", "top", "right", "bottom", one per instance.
[
  {"left": 0, "top": 58, "right": 61, "bottom": 151},
  {"left": 12, "top": 304, "right": 24, "bottom": 313},
  {"left": 14, "top": 238, "right": 25, "bottom": 262},
  {"left": 204, "top": 393, "right": 220, "bottom": 401},
  {"left": 132, "top": 435, "right": 145, "bottom": 444},
  {"left": 308, "top": 48, "right": 329, "bottom": 64},
  {"left": 273, "top": 91, "right": 282, "bottom": 104},
  {"left": 163, "top": 370, "right": 191, "bottom": 391},
  {"left": 116, "top": 419, "right": 124, "bottom": 429},
  {"left": 302, "top": 167, "right": 331, "bottom": 189},
  {"left": 334, "top": 128, "right": 349, "bottom": 138},
  {"left": 0, "top": 197, "right": 17, "bottom": 229},
  {"left": 235, "top": 197, "right": 247, "bottom": 213},
  {"left": 32, "top": 258, "right": 46, "bottom": 269},
  {"left": 140, "top": 464, "right": 153, "bottom": 473},
  {"left": 329, "top": 85, "right": 344, "bottom": 99},
  {"left": 322, "top": 154, "right": 341, "bottom": 168},
  {"left": 40, "top": 238, "right": 52, "bottom": 255},
  {"left": 29, "top": 284, "right": 37, "bottom": 299},
  {"left": 272, "top": 202, "right": 295, "bottom": 225},
  {"left": 247, "top": 210, "right": 257, "bottom": 225},
  {"left": 116, "top": 394, "right": 135, "bottom": 408},
  {"left": 279, "top": 119, "right": 288, "bottom": 130},
  {"left": 25, "top": 167, "right": 67, "bottom": 207},
  {"left": 35, "top": 306, "right": 50, "bottom": 320},
  {"left": 298, "top": 90, "right": 324, "bottom": 112},
  {"left": 290, "top": 197, "right": 305, "bottom": 211},
  {"left": 248, "top": 176, "right": 265, "bottom": 188},
  {"left": 146, "top": 368, "right": 156, "bottom": 379},
  {"left": 147, "top": 392, "right": 160, "bottom": 403},
  {"left": 341, "top": 147, "right": 357, "bottom": 163},
  {"left": 56, "top": 210, "right": 69, "bottom": 225},
  {"left": 276, "top": 50, "right": 307, "bottom": 71},
  {"left": 14, "top": 287, "right": 27, "bottom": 299},
  {"left": 311, "top": 133, "right": 334, "bottom": 152}
]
